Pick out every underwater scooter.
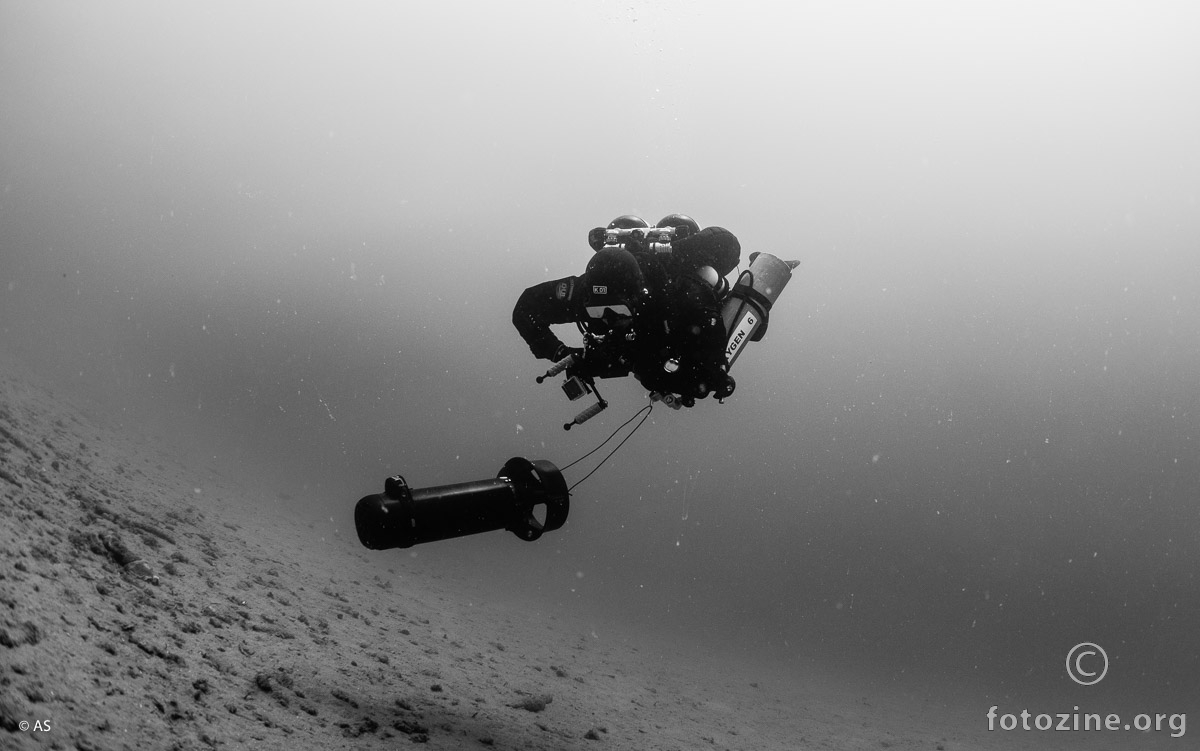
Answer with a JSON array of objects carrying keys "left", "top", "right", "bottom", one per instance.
[{"left": 355, "top": 457, "right": 569, "bottom": 550}]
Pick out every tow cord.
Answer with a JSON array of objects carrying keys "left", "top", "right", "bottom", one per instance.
[{"left": 562, "top": 403, "right": 654, "bottom": 492}]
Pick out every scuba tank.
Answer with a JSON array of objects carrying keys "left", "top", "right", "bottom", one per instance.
[{"left": 720, "top": 252, "right": 800, "bottom": 368}]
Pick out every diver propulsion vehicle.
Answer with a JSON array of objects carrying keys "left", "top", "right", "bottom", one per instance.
[
  {"left": 542, "top": 250, "right": 800, "bottom": 425},
  {"left": 355, "top": 457, "right": 569, "bottom": 550}
]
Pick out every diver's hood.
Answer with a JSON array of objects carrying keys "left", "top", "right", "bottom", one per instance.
[{"left": 583, "top": 248, "right": 644, "bottom": 314}]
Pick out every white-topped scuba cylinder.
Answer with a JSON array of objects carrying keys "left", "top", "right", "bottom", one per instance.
[{"left": 720, "top": 252, "right": 800, "bottom": 368}]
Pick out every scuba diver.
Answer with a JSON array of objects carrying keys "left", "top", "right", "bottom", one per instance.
[
  {"left": 354, "top": 217, "right": 798, "bottom": 551},
  {"left": 513, "top": 214, "right": 741, "bottom": 409}
]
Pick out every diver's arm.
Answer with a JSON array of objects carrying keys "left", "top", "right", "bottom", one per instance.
[
  {"left": 670, "top": 226, "right": 741, "bottom": 276},
  {"left": 512, "top": 277, "right": 581, "bottom": 361}
]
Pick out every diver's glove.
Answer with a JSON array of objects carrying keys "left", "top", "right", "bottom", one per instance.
[
  {"left": 712, "top": 373, "right": 736, "bottom": 400},
  {"left": 687, "top": 368, "right": 735, "bottom": 401}
]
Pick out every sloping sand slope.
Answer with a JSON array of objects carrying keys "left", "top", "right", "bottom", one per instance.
[{"left": 1, "top": 365, "right": 1001, "bottom": 750}]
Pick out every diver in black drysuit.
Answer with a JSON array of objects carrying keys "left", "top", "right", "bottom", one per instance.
[{"left": 512, "top": 214, "right": 741, "bottom": 406}]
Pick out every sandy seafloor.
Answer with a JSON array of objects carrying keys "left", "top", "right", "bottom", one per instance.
[{"left": 0, "top": 356, "right": 1177, "bottom": 751}]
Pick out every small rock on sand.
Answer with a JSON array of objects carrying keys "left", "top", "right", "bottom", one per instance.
[{"left": 509, "top": 693, "right": 553, "bottom": 712}]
